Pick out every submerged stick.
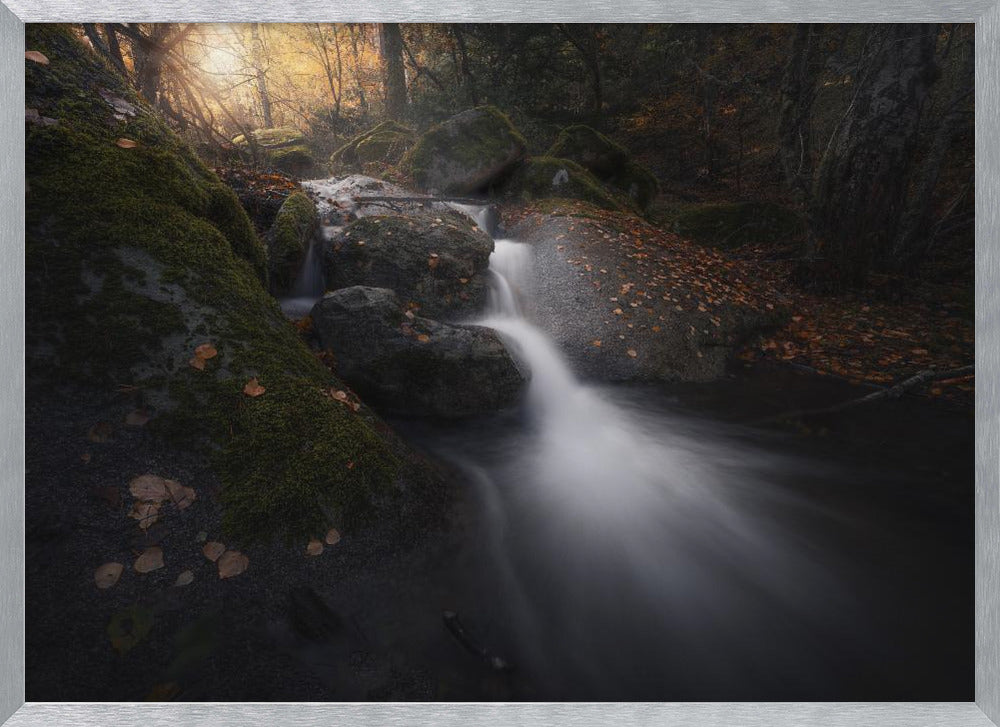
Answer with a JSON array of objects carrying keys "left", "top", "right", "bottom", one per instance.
[{"left": 442, "top": 610, "right": 512, "bottom": 672}]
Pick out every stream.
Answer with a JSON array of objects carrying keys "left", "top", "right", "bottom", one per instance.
[{"left": 281, "top": 191, "right": 972, "bottom": 700}]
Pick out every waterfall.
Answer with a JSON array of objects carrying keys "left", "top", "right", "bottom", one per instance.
[
  {"left": 279, "top": 227, "right": 329, "bottom": 318},
  {"left": 424, "top": 206, "right": 872, "bottom": 698}
]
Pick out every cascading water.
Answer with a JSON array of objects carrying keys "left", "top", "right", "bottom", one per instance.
[
  {"left": 280, "top": 232, "right": 326, "bottom": 318},
  {"left": 417, "top": 206, "right": 884, "bottom": 699}
]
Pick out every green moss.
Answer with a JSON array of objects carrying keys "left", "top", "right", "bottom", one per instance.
[
  {"left": 27, "top": 25, "right": 403, "bottom": 543},
  {"left": 331, "top": 120, "right": 414, "bottom": 169},
  {"left": 355, "top": 130, "right": 412, "bottom": 164},
  {"left": 233, "top": 126, "right": 305, "bottom": 148},
  {"left": 402, "top": 106, "right": 527, "bottom": 194},
  {"left": 504, "top": 157, "right": 626, "bottom": 211},
  {"left": 268, "top": 191, "right": 317, "bottom": 292},
  {"left": 546, "top": 125, "right": 629, "bottom": 176},
  {"left": 608, "top": 160, "right": 659, "bottom": 212},
  {"left": 674, "top": 202, "right": 805, "bottom": 248}
]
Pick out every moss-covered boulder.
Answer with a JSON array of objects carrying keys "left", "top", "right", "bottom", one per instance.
[
  {"left": 267, "top": 190, "right": 318, "bottom": 294},
  {"left": 545, "top": 125, "right": 629, "bottom": 176},
  {"left": 26, "top": 25, "right": 412, "bottom": 542},
  {"left": 330, "top": 120, "right": 414, "bottom": 169},
  {"left": 608, "top": 160, "right": 660, "bottom": 212},
  {"left": 324, "top": 211, "right": 493, "bottom": 319},
  {"left": 233, "top": 126, "right": 315, "bottom": 177},
  {"left": 503, "top": 157, "right": 626, "bottom": 211},
  {"left": 673, "top": 202, "right": 805, "bottom": 248},
  {"left": 403, "top": 106, "right": 526, "bottom": 194},
  {"left": 311, "top": 287, "right": 525, "bottom": 418}
]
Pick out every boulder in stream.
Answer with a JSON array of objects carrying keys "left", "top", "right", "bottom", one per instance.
[
  {"left": 267, "top": 190, "right": 319, "bottom": 294},
  {"left": 545, "top": 124, "right": 629, "bottom": 177},
  {"left": 311, "top": 286, "right": 525, "bottom": 418},
  {"left": 330, "top": 120, "right": 415, "bottom": 170},
  {"left": 503, "top": 156, "right": 626, "bottom": 211},
  {"left": 403, "top": 106, "right": 527, "bottom": 194},
  {"left": 233, "top": 126, "right": 316, "bottom": 177},
  {"left": 324, "top": 210, "right": 494, "bottom": 319}
]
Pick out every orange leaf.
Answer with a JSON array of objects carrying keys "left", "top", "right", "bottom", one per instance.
[
  {"left": 306, "top": 539, "right": 324, "bottom": 556},
  {"left": 129, "top": 501, "right": 161, "bottom": 531},
  {"left": 129, "top": 474, "right": 169, "bottom": 502},
  {"left": 202, "top": 542, "right": 226, "bottom": 562},
  {"left": 95, "top": 562, "right": 124, "bottom": 590},
  {"left": 627, "top": 349, "right": 638, "bottom": 358},
  {"left": 188, "top": 356, "right": 206, "bottom": 371},
  {"left": 134, "top": 547, "right": 164, "bottom": 574},
  {"left": 165, "top": 479, "right": 196, "bottom": 510},
  {"left": 194, "top": 343, "right": 218, "bottom": 360},
  {"left": 217, "top": 550, "right": 249, "bottom": 579},
  {"left": 325, "top": 529, "right": 341, "bottom": 546},
  {"left": 116, "top": 138, "right": 138, "bottom": 149},
  {"left": 25, "top": 50, "right": 49, "bottom": 65},
  {"left": 416, "top": 334, "right": 431, "bottom": 343},
  {"left": 243, "top": 378, "right": 266, "bottom": 397}
]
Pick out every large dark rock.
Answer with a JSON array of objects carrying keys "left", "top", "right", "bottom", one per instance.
[
  {"left": 545, "top": 124, "right": 629, "bottom": 176},
  {"left": 311, "top": 287, "right": 525, "bottom": 418},
  {"left": 503, "top": 157, "right": 626, "bottom": 211},
  {"left": 330, "top": 121, "right": 415, "bottom": 170},
  {"left": 403, "top": 106, "right": 526, "bottom": 194},
  {"left": 26, "top": 25, "right": 416, "bottom": 543},
  {"left": 324, "top": 211, "right": 494, "bottom": 319},
  {"left": 233, "top": 127, "right": 316, "bottom": 177}
]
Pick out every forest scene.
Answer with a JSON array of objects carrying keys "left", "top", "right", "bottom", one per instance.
[{"left": 25, "top": 22, "right": 974, "bottom": 701}]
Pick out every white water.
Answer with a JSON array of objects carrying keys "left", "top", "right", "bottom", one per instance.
[{"left": 426, "top": 206, "right": 871, "bottom": 697}]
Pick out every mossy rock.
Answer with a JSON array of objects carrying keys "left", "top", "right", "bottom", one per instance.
[
  {"left": 503, "top": 157, "right": 626, "bottom": 212},
  {"left": 607, "top": 160, "right": 659, "bottom": 212},
  {"left": 267, "top": 191, "right": 318, "bottom": 294},
  {"left": 26, "top": 25, "right": 410, "bottom": 543},
  {"left": 356, "top": 130, "right": 413, "bottom": 165},
  {"left": 402, "top": 106, "right": 527, "bottom": 194},
  {"left": 673, "top": 202, "right": 805, "bottom": 249},
  {"left": 545, "top": 125, "right": 629, "bottom": 177},
  {"left": 233, "top": 127, "right": 315, "bottom": 176},
  {"left": 331, "top": 121, "right": 414, "bottom": 169}
]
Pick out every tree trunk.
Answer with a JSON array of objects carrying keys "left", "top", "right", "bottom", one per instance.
[
  {"left": 807, "top": 24, "right": 939, "bottom": 287},
  {"left": 348, "top": 24, "right": 369, "bottom": 115},
  {"left": 778, "top": 25, "right": 817, "bottom": 203},
  {"left": 451, "top": 25, "right": 479, "bottom": 106},
  {"left": 892, "top": 31, "right": 974, "bottom": 269},
  {"left": 250, "top": 23, "right": 273, "bottom": 128},
  {"left": 379, "top": 23, "right": 408, "bottom": 119},
  {"left": 558, "top": 24, "right": 603, "bottom": 121}
]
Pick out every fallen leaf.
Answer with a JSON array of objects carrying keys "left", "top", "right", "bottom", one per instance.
[
  {"left": 87, "top": 421, "right": 113, "bottom": 443},
  {"left": 306, "top": 539, "right": 324, "bottom": 556},
  {"left": 129, "top": 501, "right": 161, "bottom": 531},
  {"left": 94, "top": 562, "right": 124, "bottom": 590},
  {"left": 25, "top": 50, "right": 49, "bottom": 65},
  {"left": 173, "top": 570, "right": 194, "bottom": 587},
  {"left": 164, "top": 479, "right": 196, "bottom": 510},
  {"left": 134, "top": 547, "right": 164, "bottom": 573},
  {"left": 116, "top": 138, "right": 138, "bottom": 149},
  {"left": 324, "top": 529, "right": 341, "bottom": 546},
  {"left": 217, "top": 550, "right": 249, "bottom": 579},
  {"left": 108, "top": 606, "right": 153, "bottom": 655},
  {"left": 129, "top": 474, "right": 168, "bottom": 502},
  {"left": 202, "top": 541, "right": 225, "bottom": 562},
  {"left": 125, "top": 409, "right": 151, "bottom": 427},
  {"left": 194, "top": 343, "right": 218, "bottom": 360},
  {"left": 188, "top": 356, "right": 205, "bottom": 371},
  {"left": 627, "top": 349, "right": 638, "bottom": 358},
  {"left": 332, "top": 390, "right": 348, "bottom": 401},
  {"left": 243, "top": 377, "right": 266, "bottom": 397},
  {"left": 591, "top": 340, "right": 602, "bottom": 347},
  {"left": 416, "top": 334, "right": 431, "bottom": 343}
]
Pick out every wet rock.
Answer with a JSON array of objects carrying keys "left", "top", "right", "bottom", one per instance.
[
  {"left": 403, "top": 106, "right": 526, "bottom": 194},
  {"left": 323, "top": 210, "right": 494, "bottom": 319},
  {"left": 311, "top": 286, "right": 525, "bottom": 418},
  {"left": 233, "top": 127, "right": 316, "bottom": 176}
]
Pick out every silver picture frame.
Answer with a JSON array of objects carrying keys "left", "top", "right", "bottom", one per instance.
[{"left": 3, "top": 3, "right": 998, "bottom": 725}]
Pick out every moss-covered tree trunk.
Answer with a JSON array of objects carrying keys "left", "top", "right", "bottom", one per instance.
[{"left": 807, "top": 24, "right": 939, "bottom": 287}]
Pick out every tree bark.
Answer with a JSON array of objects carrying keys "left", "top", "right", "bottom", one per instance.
[
  {"left": 892, "top": 31, "right": 974, "bottom": 269},
  {"left": 249, "top": 23, "right": 273, "bottom": 128},
  {"left": 379, "top": 23, "right": 408, "bottom": 119},
  {"left": 778, "top": 25, "right": 817, "bottom": 203},
  {"left": 558, "top": 24, "right": 603, "bottom": 121},
  {"left": 807, "top": 24, "right": 939, "bottom": 287}
]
